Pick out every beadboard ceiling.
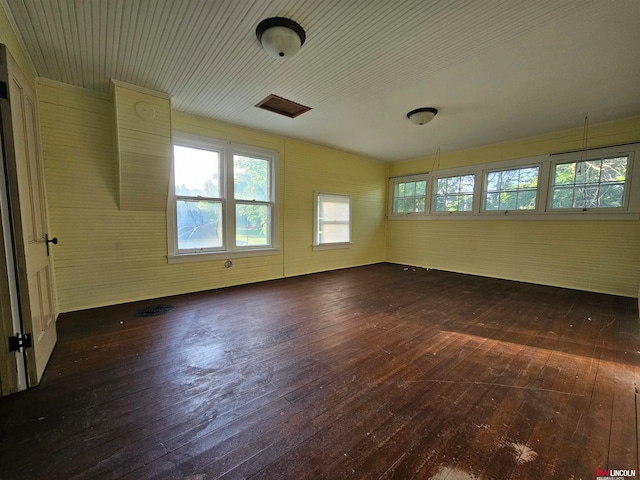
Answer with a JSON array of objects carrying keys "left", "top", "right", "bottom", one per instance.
[{"left": 3, "top": 0, "right": 640, "bottom": 162}]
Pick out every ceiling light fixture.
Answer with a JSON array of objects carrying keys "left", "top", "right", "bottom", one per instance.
[
  {"left": 256, "top": 17, "right": 306, "bottom": 59},
  {"left": 407, "top": 107, "right": 438, "bottom": 125}
]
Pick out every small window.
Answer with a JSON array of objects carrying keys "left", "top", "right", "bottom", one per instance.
[
  {"left": 394, "top": 179, "right": 427, "bottom": 213},
  {"left": 433, "top": 174, "right": 475, "bottom": 212},
  {"left": 483, "top": 166, "right": 539, "bottom": 211},
  {"left": 550, "top": 155, "right": 629, "bottom": 209},
  {"left": 314, "top": 193, "right": 351, "bottom": 247}
]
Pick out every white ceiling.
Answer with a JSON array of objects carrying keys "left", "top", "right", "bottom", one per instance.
[{"left": 3, "top": 0, "right": 640, "bottom": 162}]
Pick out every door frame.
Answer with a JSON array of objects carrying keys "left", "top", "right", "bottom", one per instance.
[{"left": 0, "top": 111, "right": 28, "bottom": 394}]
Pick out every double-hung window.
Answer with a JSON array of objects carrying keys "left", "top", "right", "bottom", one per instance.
[
  {"left": 314, "top": 192, "right": 351, "bottom": 248},
  {"left": 550, "top": 154, "right": 630, "bottom": 210},
  {"left": 169, "top": 132, "right": 277, "bottom": 261}
]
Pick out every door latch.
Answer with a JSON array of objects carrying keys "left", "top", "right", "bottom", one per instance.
[{"left": 45, "top": 234, "right": 58, "bottom": 256}]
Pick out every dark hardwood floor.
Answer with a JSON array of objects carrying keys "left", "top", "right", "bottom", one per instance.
[{"left": 1, "top": 263, "right": 639, "bottom": 479}]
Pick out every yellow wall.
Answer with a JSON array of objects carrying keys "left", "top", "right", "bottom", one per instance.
[
  {"left": 38, "top": 84, "right": 388, "bottom": 312},
  {"left": 283, "top": 139, "right": 387, "bottom": 277},
  {"left": 388, "top": 117, "right": 640, "bottom": 297}
]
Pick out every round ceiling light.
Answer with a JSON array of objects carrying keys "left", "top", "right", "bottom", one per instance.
[
  {"left": 407, "top": 107, "right": 438, "bottom": 125},
  {"left": 256, "top": 17, "right": 306, "bottom": 59}
]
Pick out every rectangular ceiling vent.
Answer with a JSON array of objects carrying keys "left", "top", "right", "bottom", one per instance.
[{"left": 255, "top": 94, "right": 311, "bottom": 118}]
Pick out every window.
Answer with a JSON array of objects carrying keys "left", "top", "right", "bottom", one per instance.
[
  {"left": 169, "top": 133, "right": 277, "bottom": 260},
  {"left": 393, "top": 177, "right": 427, "bottom": 214},
  {"left": 483, "top": 166, "right": 539, "bottom": 211},
  {"left": 433, "top": 174, "right": 475, "bottom": 212},
  {"left": 234, "top": 153, "right": 271, "bottom": 247},
  {"left": 314, "top": 193, "right": 351, "bottom": 248},
  {"left": 550, "top": 155, "right": 629, "bottom": 210},
  {"left": 388, "top": 144, "right": 638, "bottom": 220},
  {"left": 174, "top": 145, "right": 223, "bottom": 250}
]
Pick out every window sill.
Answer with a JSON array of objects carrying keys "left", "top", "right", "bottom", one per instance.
[
  {"left": 167, "top": 247, "right": 280, "bottom": 264},
  {"left": 387, "top": 211, "right": 640, "bottom": 221},
  {"left": 313, "top": 242, "right": 352, "bottom": 251}
]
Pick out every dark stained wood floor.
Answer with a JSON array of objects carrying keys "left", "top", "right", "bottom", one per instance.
[{"left": 1, "top": 263, "right": 639, "bottom": 479}]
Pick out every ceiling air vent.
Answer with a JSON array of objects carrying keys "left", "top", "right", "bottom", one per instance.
[{"left": 255, "top": 94, "right": 311, "bottom": 118}]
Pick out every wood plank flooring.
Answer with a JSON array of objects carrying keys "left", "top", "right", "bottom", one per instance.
[{"left": 0, "top": 263, "right": 639, "bottom": 479}]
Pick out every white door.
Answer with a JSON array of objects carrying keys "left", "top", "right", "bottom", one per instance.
[{"left": 1, "top": 44, "right": 58, "bottom": 387}]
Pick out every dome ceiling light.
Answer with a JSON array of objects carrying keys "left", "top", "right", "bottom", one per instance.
[
  {"left": 407, "top": 107, "right": 438, "bottom": 125},
  {"left": 256, "top": 17, "right": 306, "bottom": 59}
]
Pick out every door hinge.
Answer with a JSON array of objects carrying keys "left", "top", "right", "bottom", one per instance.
[{"left": 8, "top": 333, "right": 32, "bottom": 352}]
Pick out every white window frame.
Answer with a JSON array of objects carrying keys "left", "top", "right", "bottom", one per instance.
[
  {"left": 481, "top": 162, "right": 545, "bottom": 215},
  {"left": 313, "top": 191, "right": 352, "bottom": 251},
  {"left": 387, "top": 144, "right": 640, "bottom": 221},
  {"left": 431, "top": 172, "right": 477, "bottom": 215},
  {"left": 167, "top": 132, "right": 279, "bottom": 263},
  {"left": 547, "top": 145, "right": 636, "bottom": 213},
  {"left": 387, "top": 174, "right": 429, "bottom": 217}
]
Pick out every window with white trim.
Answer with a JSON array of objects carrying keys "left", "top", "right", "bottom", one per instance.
[
  {"left": 550, "top": 155, "right": 629, "bottom": 210},
  {"left": 169, "top": 132, "right": 277, "bottom": 260},
  {"left": 433, "top": 174, "right": 475, "bottom": 212},
  {"left": 314, "top": 192, "right": 351, "bottom": 247},
  {"left": 483, "top": 166, "right": 539, "bottom": 211},
  {"left": 388, "top": 143, "right": 639, "bottom": 220},
  {"left": 392, "top": 177, "right": 428, "bottom": 214}
]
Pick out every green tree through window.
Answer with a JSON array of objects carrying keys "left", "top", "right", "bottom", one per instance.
[{"left": 551, "top": 156, "right": 628, "bottom": 209}]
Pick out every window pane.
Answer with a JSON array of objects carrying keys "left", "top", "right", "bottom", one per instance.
[
  {"left": 459, "top": 194, "right": 473, "bottom": 211},
  {"left": 500, "top": 191, "right": 517, "bottom": 210},
  {"left": 460, "top": 175, "right": 475, "bottom": 193},
  {"left": 446, "top": 176, "right": 460, "bottom": 193},
  {"left": 434, "top": 195, "right": 445, "bottom": 211},
  {"left": 551, "top": 155, "right": 628, "bottom": 209},
  {"left": 519, "top": 168, "right": 538, "bottom": 188},
  {"left": 436, "top": 178, "right": 446, "bottom": 195},
  {"left": 599, "top": 184, "right": 624, "bottom": 207},
  {"left": 484, "top": 192, "right": 500, "bottom": 210},
  {"left": 236, "top": 203, "right": 269, "bottom": 246},
  {"left": 601, "top": 157, "right": 627, "bottom": 182},
  {"left": 501, "top": 170, "right": 519, "bottom": 191},
  {"left": 415, "top": 180, "right": 426, "bottom": 195},
  {"left": 317, "top": 194, "right": 350, "bottom": 244},
  {"left": 445, "top": 195, "right": 458, "bottom": 211},
  {"left": 584, "top": 161, "right": 601, "bottom": 184},
  {"left": 516, "top": 189, "right": 536, "bottom": 209},
  {"left": 234, "top": 155, "right": 269, "bottom": 201},
  {"left": 486, "top": 172, "right": 500, "bottom": 192},
  {"left": 554, "top": 163, "right": 575, "bottom": 185},
  {"left": 404, "top": 182, "right": 416, "bottom": 196},
  {"left": 176, "top": 200, "right": 222, "bottom": 250},
  {"left": 174, "top": 145, "right": 220, "bottom": 197},
  {"left": 552, "top": 186, "right": 573, "bottom": 208},
  {"left": 320, "top": 224, "right": 350, "bottom": 244}
]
